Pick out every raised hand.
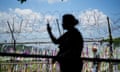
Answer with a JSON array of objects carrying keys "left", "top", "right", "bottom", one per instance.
[{"left": 47, "top": 23, "right": 51, "bottom": 32}]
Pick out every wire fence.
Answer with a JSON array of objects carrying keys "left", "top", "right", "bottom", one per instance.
[
  {"left": 0, "top": 10, "right": 120, "bottom": 72},
  {"left": 0, "top": 10, "right": 120, "bottom": 43}
]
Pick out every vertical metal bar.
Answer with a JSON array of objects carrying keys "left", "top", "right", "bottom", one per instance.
[
  {"left": 7, "top": 21, "right": 16, "bottom": 52},
  {"left": 107, "top": 16, "right": 113, "bottom": 72}
]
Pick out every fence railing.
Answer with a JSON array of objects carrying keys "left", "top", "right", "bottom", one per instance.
[{"left": 0, "top": 52, "right": 120, "bottom": 63}]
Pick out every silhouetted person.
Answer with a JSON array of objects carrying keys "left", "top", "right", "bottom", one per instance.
[{"left": 47, "top": 14, "right": 84, "bottom": 72}]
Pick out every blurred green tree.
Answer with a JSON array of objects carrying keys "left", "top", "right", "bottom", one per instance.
[{"left": 18, "top": 0, "right": 26, "bottom": 4}]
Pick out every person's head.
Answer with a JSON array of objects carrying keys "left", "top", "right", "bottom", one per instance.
[{"left": 62, "top": 14, "right": 79, "bottom": 30}]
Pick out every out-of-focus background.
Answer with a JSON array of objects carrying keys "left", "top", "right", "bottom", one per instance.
[{"left": 0, "top": 0, "right": 120, "bottom": 72}]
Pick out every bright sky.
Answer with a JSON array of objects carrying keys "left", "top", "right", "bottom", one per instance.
[
  {"left": 0, "top": 0, "right": 120, "bottom": 42},
  {"left": 0, "top": 0, "right": 119, "bottom": 13}
]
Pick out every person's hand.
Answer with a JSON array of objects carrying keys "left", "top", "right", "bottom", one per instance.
[{"left": 47, "top": 23, "right": 51, "bottom": 32}]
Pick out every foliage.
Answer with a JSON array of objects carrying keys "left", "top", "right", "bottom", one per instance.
[
  {"left": 118, "top": 64, "right": 120, "bottom": 70},
  {"left": 102, "top": 37, "right": 120, "bottom": 47},
  {"left": 18, "top": 0, "right": 26, "bottom": 4}
]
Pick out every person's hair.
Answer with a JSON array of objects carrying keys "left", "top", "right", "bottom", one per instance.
[{"left": 63, "top": 14, "right": 79, "bottom": 26}]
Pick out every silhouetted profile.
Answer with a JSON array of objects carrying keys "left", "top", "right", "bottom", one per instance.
[{"left": 47, "top": 14, "right": 83, "bottom": 72}]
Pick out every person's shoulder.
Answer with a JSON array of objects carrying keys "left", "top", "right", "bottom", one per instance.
[{"left": 74, "top": 29, "right": 81, "bottom": 35}]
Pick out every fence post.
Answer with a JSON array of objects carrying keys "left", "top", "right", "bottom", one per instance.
[{"left": 107, "top": 16, "right": 113, "bottom": 72}]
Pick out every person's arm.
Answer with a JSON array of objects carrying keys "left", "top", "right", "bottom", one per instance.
[{"left": 47, "top": 23, "right": 58, "bottom": 44}]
